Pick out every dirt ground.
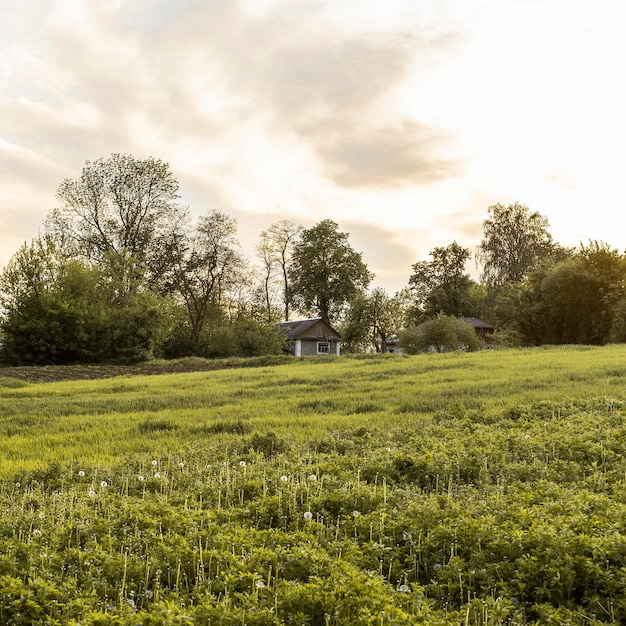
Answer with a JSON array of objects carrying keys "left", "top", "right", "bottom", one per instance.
[{"left": 0, "top": 355, "right": 293, "bottom": 384}]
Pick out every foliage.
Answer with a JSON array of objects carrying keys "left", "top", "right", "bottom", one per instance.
[
  {"left": 341, "top": 288, "right": 406, "bottom": 352},
  {"left": 289, "top": 220, "right": 372, "bottom": 325},
  {"left": 165, "top": 210, "right": 243, "bottom": 348},
  {"left": 47, "top": 153, "right": 188, "bottom": 290},
  {"left": 2, "top": 347, "right": 626, "bottom": 622},
  {"left": 476, "top": 202, "right": 556, "bottom": 288},
  {"left": 408, "top": 242, "right": 478, "bottom": 323},
  {"left": 0, "top": 240, "right": 171, "bottom": 365},
  {"left": 400, "top": 314, "right": 482, "bottom": 353},
  {"left": 257, "top": 220, "right": 302, "bottom": 322},
  {"left": 494, "top": 242, "right": 626, "bottom": 346},
  {"left": 164, "top": 318, "right": 287, "bottom": 359}
]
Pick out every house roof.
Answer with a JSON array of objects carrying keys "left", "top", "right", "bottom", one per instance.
[
  {"left": 278, "top": 318, "right": 341, "bottom": 341},
  {"left": 460, "top": 317, "right": 495, "bottom": 331}
]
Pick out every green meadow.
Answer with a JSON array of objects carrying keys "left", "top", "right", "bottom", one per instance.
[{"left": 1, "top": 346, "right": 626, "bottom": 624}]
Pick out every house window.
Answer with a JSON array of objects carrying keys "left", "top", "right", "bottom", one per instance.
[{"left": 317, "top": 341, "right": 330, "bottom": 354}]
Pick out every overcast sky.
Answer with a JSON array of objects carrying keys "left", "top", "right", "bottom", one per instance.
[{"left": 1, "top": 0, "right": 624, "bottom": 292}]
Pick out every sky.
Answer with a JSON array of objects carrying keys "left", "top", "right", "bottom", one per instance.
[{"left": 1, "top": 0, "right": 625, "bottom": 293}]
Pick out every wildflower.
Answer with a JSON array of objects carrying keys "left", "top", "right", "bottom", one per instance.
[
  {"left": 100, "top": 481, "right": 108, "bottom": 488},
  {"left": 88, "top": 490, "right": 97, "bottom": 497},
  {"left": 239, "top": 461, "right": 247, "bottom": 467},
  {"left": 151, "top": 460, "right": 158, "bottom": 467},
  {"left": 255, "top": 580, "right": 265, "bottom": 589},
  {"left": 154, "top": 472, "right": 161, "bottom": 479},
  {"left": 137, "top": 475, "right": 145, "bottom": 482},
  {"left": 32, "top": 528, "right": 41, "bottom": 536},
  {"left": 145, "top": 589, "right": 154, "bottom": 599},
  {"left": 78, "top": 470, "right": 85, "bottom": 477},
  {"left": 398, "top": 584, "right": 410, "bottom": 593},
  {"left": 308, "top": 474, "right": 318, "bottom": 481},
  {"left": 178, "top": 462, "right": 185, "bottom": 469},
  {"left": 303, "top": 511, "right": 313, "bottom": 521},
  {"left": 280, "top": 475, "right": 289, "bottom": 482},
  {"left": 352, "top": 510, "right": 360, "bottom": 517}
]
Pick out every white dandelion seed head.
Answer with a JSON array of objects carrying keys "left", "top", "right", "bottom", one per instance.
[
  {"left": 88, "top": 490, "right": 97, "bottom": 497},
  {"left": 239, "top": 460, "right": 247, "bottom": 467},
  {"left": 78, "top": 471, "right": 85, "bottom": 477},
  {"left": 100, "top": 481, "right": 108, "bottom": 488},
  {"left": 137, "top": 475, "right": 145, "bottom": 482},
  {"left": 255, "top": 580, "right": 265, "bottom": 589},
  {"left": 179, "top": 462, "right": 185, "bottom": 468},
  {"left": 280, "top": 475, "right": 289, "bottom": 482},
  {"left": 32, "top": 528, "right": 41, "bottom": 536},
  {"left": 151, "top": 460, "right": 158, "bottom": 466},
  {"left": 352, "top": 510, "right": 360, "bottom": 517},
  {"left": 154, "top": 472, "right": 161, "bottom": 479},
  {"left": 398, "top": 584, "right": 410, "bottom": 593},
  {"left": 303, "top": 511, "right": 313, "bottom": 521},
  {"left": 308, "top": 474, "right": 318, "bottom": 481}
]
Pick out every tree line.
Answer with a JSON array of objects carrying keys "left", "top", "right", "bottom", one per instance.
[{"left": 1, "top": 154, "right": 625, "bottom": 365}]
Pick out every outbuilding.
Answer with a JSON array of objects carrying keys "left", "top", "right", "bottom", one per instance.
[{"left": 278, "top": 318, "right": 342, "bottom": 356}]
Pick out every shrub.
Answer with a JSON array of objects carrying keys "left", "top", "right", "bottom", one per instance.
[{"left": 399, "top": 314, "right": 482, "bottom": 353}]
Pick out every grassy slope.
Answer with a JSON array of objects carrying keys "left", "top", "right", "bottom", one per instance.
[
  {"left": 1, "top": 346, "right": 626, "bottom": 624},
  {"left": 0, "top": 345, "right": 623, "bottom": 473}
]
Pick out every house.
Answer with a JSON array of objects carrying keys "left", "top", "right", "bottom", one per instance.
[
  {"left": 460, "top": 317, "right": 495, "bottom": 344},
  {"left": 384, "top": 338, "right": 404, "bottom": 354},
  {"left": 278, "top": 318, "right": 342, "bottom": 356}
]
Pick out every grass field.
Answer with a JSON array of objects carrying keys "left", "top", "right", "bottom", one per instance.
[{"left": 1, "top": 346, "right": 626, "bottom": 624}]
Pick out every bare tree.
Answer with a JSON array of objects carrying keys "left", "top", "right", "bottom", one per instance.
[{"left": 258, "top": 220, "right": 302, "bottom": 321}]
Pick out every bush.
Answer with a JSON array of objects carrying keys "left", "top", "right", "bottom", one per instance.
[{"left": 399, "top": 314, "right": 482, "bottom": 353}]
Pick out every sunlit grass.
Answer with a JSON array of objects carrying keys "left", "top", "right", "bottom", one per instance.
[{"left": 1, "top": 346, "right": 626, "bottom": 623}]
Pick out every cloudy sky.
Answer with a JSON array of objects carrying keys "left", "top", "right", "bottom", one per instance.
[{"left": 1, "top": 0, "right": 624, "bottom": 292}]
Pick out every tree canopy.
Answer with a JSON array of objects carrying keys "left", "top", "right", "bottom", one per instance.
[
  {"left": 289, "top": 220, "right": 372, "bottom": 325},
  {"left": 47, "top": 153, "right": 188, "bottom": 289},
  {"left": 407, "top": 242, "right": 478, "bottom": 323},
  {"left": 476, "top": 202, "right": 555, "bottom": 288}
]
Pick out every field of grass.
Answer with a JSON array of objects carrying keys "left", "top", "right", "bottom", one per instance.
[{"left": 1, "top": 346, "right": 626, "bottom": 624}]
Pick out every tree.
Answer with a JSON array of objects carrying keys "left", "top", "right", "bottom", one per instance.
[
  {"left": 0, "top": 238, "right": 170, "bottom": 364},
  {"left": 289, "top": 220, "right": 372, "bottom": 325},
  {"left": 342, "top": 288, "right": 407, "bottom": 353},
  {"left": 47, "top": 153, "right": 188, "bottom": 289},
  {"left": 476, "top": 202, "right": 555, "bottom": 288},
  {"left": 257, "top": 220, "right": 302, "bottom": 321},
  {"left": 399, "top": 314, "right": 481, "bottom": 354},
  {"left": 165, "top": 210, "right": 243, "bottom": 350},
  {"left": 407, "top": 242, "right": 477, "bottom": 323},
  {"left": 493, "top": 241, "right": 626, "bottom": 346}
]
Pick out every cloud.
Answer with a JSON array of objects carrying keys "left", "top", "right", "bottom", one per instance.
[{"left": 314, "top": 120, "right": 462, "bottom": 188}]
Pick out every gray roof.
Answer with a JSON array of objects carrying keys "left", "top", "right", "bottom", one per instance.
[
  {"left": 278, "top": 318, "right": 341, "bottom": 341},
  {"left": 460, "top": 317, "right": 494, "bottom": 330}
]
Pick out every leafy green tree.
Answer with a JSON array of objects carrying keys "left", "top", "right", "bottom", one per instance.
[
  {"left": 47, "top": 153, "right": 188, "bottom": 290},
  {"left": 476, "top": 202, "right": 555, "bottom": 287},
  {"left": 399, "top": 314, "right": 481, "bottom": 353},
  {"left": 407, "top": 242, "right": 477, "bottom": 323},
  {"left": 342, "top": 288, "right": 406, "bottom": 353},
  {"left": 0, "top": 238, "right": 171, "bottom": 364},
  {"left": 289, "top": 220, "right": 372, "bottom": 325},
  {"left": 494, "top": 242, "right": 626, "bottom": 346}
]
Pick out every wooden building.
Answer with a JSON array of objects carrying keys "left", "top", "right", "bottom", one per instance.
[{"left": 278, "top": 318, "right": 342, "bottom": 356}]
